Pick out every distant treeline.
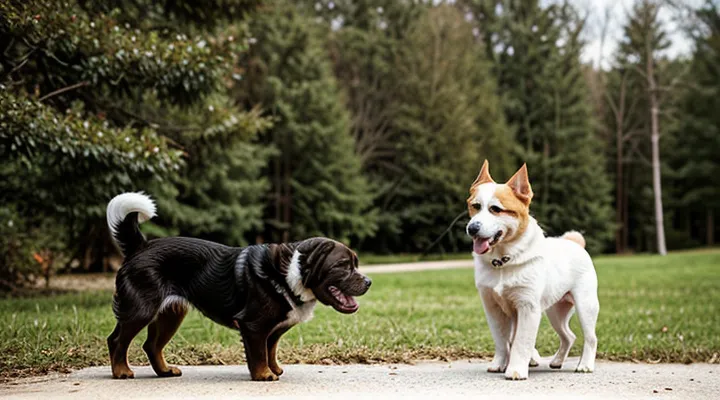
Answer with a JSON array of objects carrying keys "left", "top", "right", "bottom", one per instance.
[{"left": 1, "top": 0, "right": 718, "bottom": 288}]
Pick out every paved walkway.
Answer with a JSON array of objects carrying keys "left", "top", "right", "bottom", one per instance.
[
  {"left": 43, "top": 259, "right": 475, "bottom": 292},
  {"left": 2, "top": 358, "right": 717, "bottom": 399},
  {"left": 361, "top": 259, "right": 473, "bottom": 274}
]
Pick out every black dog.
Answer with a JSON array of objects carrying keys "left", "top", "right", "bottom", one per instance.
[{"left": 105, "top": 193, "right": 371, "bottom": 380}]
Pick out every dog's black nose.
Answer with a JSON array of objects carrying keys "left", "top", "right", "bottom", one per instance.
[
  {"left": 364, "top": 277, "right": 372, "bottom": 288},
  {"left": 467, "top": 222, "right": 480, "bottom": 236}
]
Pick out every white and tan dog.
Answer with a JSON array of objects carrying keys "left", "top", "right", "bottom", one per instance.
[{"left": 466, "top": 160, "right": 599, "bottom": 380}]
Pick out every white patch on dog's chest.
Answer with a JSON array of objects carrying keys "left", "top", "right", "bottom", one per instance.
[{"left": 275, "top": 301, "right": 316, "bottom": 332}]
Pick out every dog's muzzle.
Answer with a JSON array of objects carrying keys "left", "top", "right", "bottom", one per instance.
[{"left": 467, "top": 221, "right": 481, "bottom": 236}]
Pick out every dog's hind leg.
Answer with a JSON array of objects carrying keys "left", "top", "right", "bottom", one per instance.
[
  {"left": 108, "top": 283, "right": 160, "bottom": 379},
  {"left": 143, "top": 303, "right": 188, "bottom": 377},
  {"left": 108, "top": 318, "right": 152, "bottom": 379},
  {"left": 546, "top": 298, "right": 576, "bottom": 369},
  {"left": 573, "top": 289, "right": 599, "bottom": 373}
]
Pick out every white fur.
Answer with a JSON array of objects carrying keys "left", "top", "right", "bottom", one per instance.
[
  {"left": 286, "top": 250, "right": 316, "bottom": 302},
  {"left": 158, "top": 295, "right": 189, "bottom": 314},
  {"left": 106, "top": 192, "right": 156, "bottom": 239},
  {"left": 265, "top": 251, "right": 318, "bottom": 338},
  {"left": 270, "top": 250, "right": 317, "bottom": 335},
  {"left": 467, "top": 183, "right": 521, "bottom": 242},
  {"left": 282, "top": 301, "right": 316, "bottom": 328},
  {"left": 469, "top": 188, "right": 599, "bottom": 380}
]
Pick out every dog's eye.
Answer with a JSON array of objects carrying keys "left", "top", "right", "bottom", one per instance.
[
  {"left": 471, "top": 203, "right": 482, "bottom": 211},
  {"left": 489, "top": 205, "right": 503, "bottom": 213}
]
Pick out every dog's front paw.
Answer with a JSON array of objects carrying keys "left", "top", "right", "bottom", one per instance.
[
  {"left": 529, "top": 348, "right": 541, "bottom": 367},
  {"left": 269, "top": 364, "right": 284, "bottom": 376},
  {"left": 112, "top": 369, "right": 135, "bottom": 379},
  {"left": 487, "top": 364, "right": 507, "bottom": 373},
  {"left": 575, "top": 365, "right": 594, "bottom": 373},
  {"left": 251, "top": 370, "right": 279, "bottom": 381},
  {"left": 504, "top": 365, "right": 528, "bottom": 380},
  {"left": 157, "top": 366, "right": 183, "bottom": 377},
  {"left": 487, "top": 356, "right": 507, "bottom": 373}
]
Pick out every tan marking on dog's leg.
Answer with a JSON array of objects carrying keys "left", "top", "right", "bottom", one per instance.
[
  {"left": 267, "top": 327, "right": 290, "bottom": 376},
  {"left": 240, "top": 327, "right": 278, "bottom": 381},
  {"left": 108, "top": 320, "right": 148, "bottom": 379},
  {"left": 143, "top": 306, "right": 187, "bottom": 377}
]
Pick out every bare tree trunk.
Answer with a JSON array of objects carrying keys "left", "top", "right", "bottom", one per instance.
[
  {"left": 647, "top": 44, "right": 667, "bottom": 255},
  {"left": 708, "top": 209, "right": 715, "bottom": 246},
  {"left": 623, "top": 175, "right": 630, "bottom": 251},
  {"left": 615, "top": 77, "right": 627, "bottom": 254},
  {"left": 282, "top": 147, "right": 291, "bottom": 243},
  {"left": 616, "top": 136, "right": 624, "bottom": 253}
]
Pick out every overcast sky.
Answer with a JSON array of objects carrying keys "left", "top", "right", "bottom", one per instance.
[{"left": 566, "top": 0, "right": 704, "bottom": 69}]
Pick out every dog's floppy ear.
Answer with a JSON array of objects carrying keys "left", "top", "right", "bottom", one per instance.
[
  {"left": 471, "top": 159, "right": 495, "bottom": 190},
  {"left": 506, "top": 163, "right": 533, "bottom": 204},
  {"left": 299, "top": 239, "right": 336, "bottom": 286}
]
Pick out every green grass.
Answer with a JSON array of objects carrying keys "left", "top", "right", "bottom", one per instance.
[{"left": 2, "top": 250, "right": 720, "bottom": 380}]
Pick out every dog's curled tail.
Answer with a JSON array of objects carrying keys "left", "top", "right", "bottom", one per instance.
[
  {"left": 561, "top": 231, "right": 586, "bottom": 249},
  {"left": 107, "top": 192, "right": 156, "bottom": 257}
]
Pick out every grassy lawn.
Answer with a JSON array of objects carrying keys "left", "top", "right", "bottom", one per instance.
[{"left": 2, "top": 250, "right": 719, "bottom": 379}]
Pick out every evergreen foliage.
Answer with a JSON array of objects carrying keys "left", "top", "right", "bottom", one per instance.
[
  {"left": 237, "top": 2, "right": 376, "bottom": 244},
  {"left": 2, "top": 0, "right": 719, "bottom": 291},
  {"left": 670, "top": 2, "right": 720, "bottom": 246},
  {"left": 1, "top": 0, "right": 267, "bottom": 284},
  {"left": 381, "top": 5, "right": 513, "bottom": 252},
  {"left": 605, "top": 0, "right": 678, "bottom": 252},
  {"left": 462, "top": 0, "right": 614, "bottom": 253}
]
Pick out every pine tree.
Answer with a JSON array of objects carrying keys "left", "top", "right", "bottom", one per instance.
[
  {"left": 237, "top": 1, "right": 377, "bottom": 244},
  {"left": 377, "top": 5, "right": 513, "bottom": 253},
  {"left": 671, "top": 2, "right": 720, "bottom": 246},
  {"left": 0, "top": 0, "right": 267, "bottom": 282},
  {"left": 462, "top": 0, "right": 614, "bottom": 253},
  {"left": 612, "top": 0, "right": 677, "bottom": 253}
]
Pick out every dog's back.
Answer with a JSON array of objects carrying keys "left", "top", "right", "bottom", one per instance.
[
  {"left": 115, "top": 236, "right": 244, "bottom": 326},
  {"left": 107, "top": 193, "right": 246, "bottom": 325}
]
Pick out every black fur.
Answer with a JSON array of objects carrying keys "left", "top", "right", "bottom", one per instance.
[
  {"left": 108, "top": 211, "right": 371, "bottom": 381},
  {"left": 113, "top": 211, "right": 147, "bottom": 257}
]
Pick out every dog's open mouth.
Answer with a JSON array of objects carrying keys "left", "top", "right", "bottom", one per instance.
[
  {"left": 473, "top": 231, "right": 503, "bottom": 255},
  {"left": 328, "top": 286, "right": 359, "bottom": 314}
]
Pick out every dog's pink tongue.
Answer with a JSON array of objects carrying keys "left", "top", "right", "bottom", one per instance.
[{"left": 473, "top": 237, "right": 490, "bottom": 255}]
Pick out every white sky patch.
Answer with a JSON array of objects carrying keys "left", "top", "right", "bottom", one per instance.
[{"left": 559, "top": 0, "right": 703, "bottom": 69}]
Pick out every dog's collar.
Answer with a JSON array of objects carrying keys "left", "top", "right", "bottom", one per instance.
[
  {"left": 491, "top": 255, "right": 512, "bottom": 268},
  {"left": 236, "top": 247, "right": 307, "bottom": 308},
  {"left": 281, "top": 289, "right": 306, "bottom": 308}
]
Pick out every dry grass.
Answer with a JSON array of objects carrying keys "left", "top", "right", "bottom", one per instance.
[{"left": 2, "top": 249, "right": 719, "bottom": 380}]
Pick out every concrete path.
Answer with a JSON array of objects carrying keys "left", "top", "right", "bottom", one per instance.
[
  {"left": 3, "top": 358, "right": 717, "bottom": 400},
  {"left": 43, "top": 259, "right": 474, "bottom": 292},
  {"left": 361, "top": 259, "right": 473, "bottom": 274}
]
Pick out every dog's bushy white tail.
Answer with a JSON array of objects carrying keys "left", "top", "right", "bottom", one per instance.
[
  {"left": 561, "top": 231, "right": 586, "bottom": 248},
  {"left": 107, "top": 192, "right": 156, "bottom": 256}
]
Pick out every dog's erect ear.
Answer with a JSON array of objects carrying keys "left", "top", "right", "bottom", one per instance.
[
  {"left": 506, "top": 163, "right": 533, "bottom": 204},
  {"left": 471, "top": 160, "right": 495, "bottom": 191}
]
